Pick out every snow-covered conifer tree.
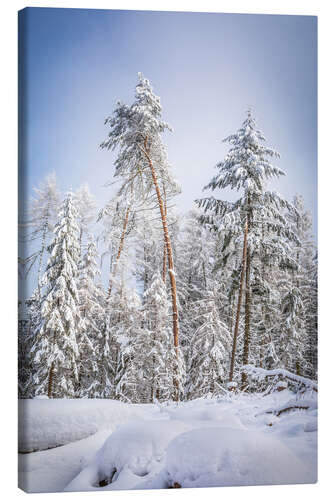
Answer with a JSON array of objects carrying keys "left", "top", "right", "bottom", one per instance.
[
  {"left": 197, "top": 109, "right": 297, "bottom": 387},
  {"left": 109, "top": 280, "right": 143, "bottom": 401},
  {"left": 176, "top": 210, "right": 217, "bottom": 367},
  {"left": 117, "top": 274, "right": 184, "bottom": 403},
  {"left": 187, "top": 286, "right": 231, "bottom": 399},
  {"left": 30, "top": 192, "right": 81, "bottom": 398},
  {"left": 77, "top": 236, "right": 105, "bottom": 397}
]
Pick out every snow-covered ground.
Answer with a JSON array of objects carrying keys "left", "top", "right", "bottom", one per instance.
[{"left": 18, "top": 390, "right": 317, "bottom": 493}]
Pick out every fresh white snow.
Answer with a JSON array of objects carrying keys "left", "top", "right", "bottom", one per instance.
[
  {"left": 18, "top": 390, "right": 317, "bottom": 493},
  {"left": 18, "top": 398, "right": 151, "bottom": 453}
]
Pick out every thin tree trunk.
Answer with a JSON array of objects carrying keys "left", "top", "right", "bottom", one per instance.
[
  {"left": 259, "top": 305, "right": 265, "bottom": 369},
  {"left": 162, "top": 184, "right": 168, "bottom": 283},
  {"left": 141, "top": 138, "right": 180, "bottom": 401},
  {"left": 47, "top": 362, "right": 54, "bottom": 398},
  {"left": 241, "top": 247, "right": 251, "bottom": 390},
  {"left": 202, "top": 261, "right": 207, "bottom": 290},
  {"left": 36, "top": 221, "right": 48, "bottom": 297},
  {"left": 107, "top": 207, "right": 130, "bottom": 298},
  {"left": 230, "top": 293, "right": 235, "bottom": 336},
  {"left": 228, "top": 215, "right": 249, "bottom": 383}
]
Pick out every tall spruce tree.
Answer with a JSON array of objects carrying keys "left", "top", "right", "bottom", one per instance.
[
  {"left": 30, "top": 192, "right": 81, "bottom": 398},
  {"left": 197, "top": 109, "right": 297, "bottom": 387}
]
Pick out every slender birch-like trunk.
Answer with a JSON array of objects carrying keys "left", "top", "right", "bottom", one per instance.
[
  {"left": 36, "top": 211, "right": 50, "bottom": 297},
  {"left": 141, "top": 138, "right": 180, "bottom": 401},
  {"left": 228, "top": 214, "right": 249, "bottom": 383},
  {"left": 107, "top": 207, "right": 130, "bottom": 298}
]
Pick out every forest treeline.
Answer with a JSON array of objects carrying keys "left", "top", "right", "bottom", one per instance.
[{"left": 18, "top": 74, "right": 317, "bottom": 402}]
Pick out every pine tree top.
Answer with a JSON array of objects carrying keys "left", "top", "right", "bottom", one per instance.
[{"left": 205, "top": 109, "right": 284, "bottom": 196}]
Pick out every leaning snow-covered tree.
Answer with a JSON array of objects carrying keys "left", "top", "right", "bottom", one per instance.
[
  {"left": 100, "top": 73, "right": 182, "bottom": 400},
  {"left": 30, "top": 192, "right": 81, "bottom": 398}
]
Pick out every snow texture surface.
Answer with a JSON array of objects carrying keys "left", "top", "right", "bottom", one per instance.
[{"left": 19, "top": 391, "right": 317, "bottom": 493}]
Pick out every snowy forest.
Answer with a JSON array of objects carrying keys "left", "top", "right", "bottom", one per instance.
[{"left": 18, "top": 74, "right": 317, "bottom": 404}]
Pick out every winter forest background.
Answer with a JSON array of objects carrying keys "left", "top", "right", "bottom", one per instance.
[
  {"left": 17, "top": 8, "right": 318, "bottom": 492},
  {"left": 19, "top": 70, "right": 317, "bottom": 400},
  {"left": 19, "top": 9, "right": 317, "bottom": 402}
]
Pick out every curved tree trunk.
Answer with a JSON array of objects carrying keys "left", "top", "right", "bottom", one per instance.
[
  {"left": 162, "top": 184, "right": 168, "bottom": 283},
  {"left": 141, "top": 138, "right": 180, "bottom": 401},
  {"left": 228, "top": 215, "right": 249, "bottom": 383}
]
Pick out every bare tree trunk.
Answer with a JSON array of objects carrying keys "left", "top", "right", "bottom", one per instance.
[
  {"left": 162, "top": 185, "right": 168, "bottom": 283},
  {"left": 47, "top": 362, "right": 54, "bottom": 398},
  {"left": 141, "top": 138, "right": 180, "bottom": 401},
  {"left": 107, "top": 207, "right": 130, "bottom": 298},
  {"left": 228, "top": 215, "right": 249, "bottom": 383},
  {"left": 36, "top": 221, "right": 48, "bottom": 297},
  {"left": 241, "top": 247, "right": 251, "bottom": 390},
  {"left": 229, "top": 293, "right": 236, "bottom": 336}
]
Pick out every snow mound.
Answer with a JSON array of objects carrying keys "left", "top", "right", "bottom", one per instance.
[
  {"left": 65, "top": 420, "right": 193, "bottom": 492},
  {"left": 18, "top": 399, "right": 151, "bottom": 453},
  {"left": 19, "top": 392, "right": 317, "bottom": 492},
  {"left": 140, "top": 427, "right": 315, "bottom": 489},
  {"left": 97, "top": 420, "right": 192, "bottom": 478}
]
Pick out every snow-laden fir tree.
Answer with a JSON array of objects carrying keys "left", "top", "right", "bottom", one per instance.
[
  {"left": 275, "top": 194, "right": 315, "bottom": 376},
  {"left": 101, "top": 73, "right": 182, "bottom": 400},
  {"left": 117, "top": 274, "right": 185, "bottom": 403},
  {"left": 304, "top": 251, "right": 317, "bottom": 379},
  {"left": 143, "top": 273, "right": 181, "bottom": 402},
  {"left": 187, "top": 285, "right": 231, "bottom": 399},
  {"left": 197, "top": 109, "right": 298, "bottom": 387},
  {"left": 30, "top": 192, "right": 81, "bottom": 398},
  {"left": 108, "top": 281, "right": 144, "bottom": 402},
  {"left": 176, "top": 210, "right": 217, "bottom": 367},
  {"left": 77, "top": 236, "right": 105, "bottom": 397},
  {"left": 292, "top": 196, "right": 317, "bottom": 378}
]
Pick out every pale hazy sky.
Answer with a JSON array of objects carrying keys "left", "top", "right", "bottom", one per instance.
[{"left": 19, "top": 8, "right": 317, "bottom": 236}]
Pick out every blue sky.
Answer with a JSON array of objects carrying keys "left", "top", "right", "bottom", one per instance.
[{"left": 19, "top": 7, "right": 317, "bottom": 236}]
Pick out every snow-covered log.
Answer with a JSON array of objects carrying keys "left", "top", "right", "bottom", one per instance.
[{"left": 241, "top": 365, "right": 317, "bottom": 391}]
